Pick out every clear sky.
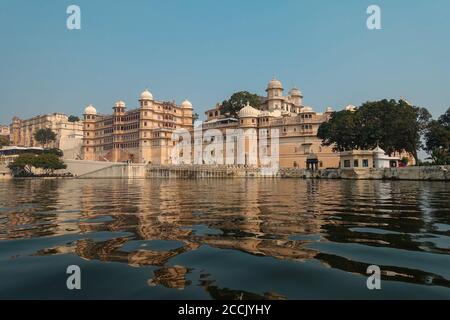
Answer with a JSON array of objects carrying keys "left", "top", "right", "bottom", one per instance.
[{"left": 0, "top": 0, "right": 449, "bottom": 124}]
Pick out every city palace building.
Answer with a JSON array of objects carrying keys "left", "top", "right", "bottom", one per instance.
[
  {"left": 200, "top": 79, "right": 339, "bottom": 169},
  {"left": 82, "top": 90, "right": 194, "bottom": 163},
  {"left": 10, "top": 114, "right": 83, "bottom": 159}
]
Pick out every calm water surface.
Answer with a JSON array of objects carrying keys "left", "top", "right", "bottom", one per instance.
[{"left": 0, "top": 179, "right": 449, "bottom": 299}]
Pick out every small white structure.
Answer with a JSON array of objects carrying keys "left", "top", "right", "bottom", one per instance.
[
  {"left": 373, "top": 146, "right": 399, "bottom": 168},
  {"left": 340, "top": 146, "right": 400, "bottom": 169}
]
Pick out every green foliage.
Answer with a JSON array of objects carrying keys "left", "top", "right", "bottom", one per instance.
[
  {"left": 7, "top": 153, "right": 37, "bottom": 176},
  {"left": 220, "top": 91, "right": 262, "bottom": 118},
  {"left": 7, "top": 153, "right": 66, "bottom": 176},
  {"left": 43, "top": 148, "right": 64, "bottom": 157},
  {"left": 34, "top": 128, "right": 57, "bottom": 148},
  {"left": 34, "top": 153, "right": 67, "bottom": 174},
  {"left": 401, "top": 157, "right": 409, "bottom": 166},
  {"left": 68, "top": 115, "right": 80, "bottom": 122},
  {"left": 425, "top": 108, "right": 450, "bottom": 165},
  {"left": 317, "top": 99, "right": 431, "bottom": 163},
  {"left": 317, "top": 110, "right": 361, "bottom": 152},
  {"left": 192, "top": 113, "right": 199, "bottom": 124},
  {"left": 0, "top": 136, "right": 10, "bottom": 148}
]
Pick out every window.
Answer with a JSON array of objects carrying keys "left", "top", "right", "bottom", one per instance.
[
  {"left": 344, "top": 160, "right": 351, "bottom": 168},
  {"left": 354, "top": 159, "right": 359, "bottom": 167},
  {"left": 363, "top": 159, "right": 369, "bottom": 168}
]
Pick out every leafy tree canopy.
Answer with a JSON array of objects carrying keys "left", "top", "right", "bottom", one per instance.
[
  {"left": 68, "top": 115, "right": 80, "bottom": 122},
  {"left": 0, "top": 136, "right": 10, "bottom": 148},
  {"left": 424, "top": 107, "right": 450, "bottom": 165},
  {"left": 220, "top": 91, "right": 262, "bottom": 118},
  {"left": 8, "top": 153, "right": 66, "bottom": 176},
  {"left": 318, "top": 99, "right": 431, "bottom": 163},
  {"left": 34, "top": 128, "right": 57, "bottom": 148}
]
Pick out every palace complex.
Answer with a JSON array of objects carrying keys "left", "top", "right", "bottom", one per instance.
[
  {"left": 200, "top": 79, "right": 339, "bottom": 169},
  {"left": 80, "top": 79, "right": 340, "bottom": 168}
]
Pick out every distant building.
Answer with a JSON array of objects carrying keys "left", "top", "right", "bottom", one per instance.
[
  {"left": 82, "top": 89, "right": 194, "bottom": 163},
  {"left": 0, "top": 125, "right": 10, "bottom": 141},
  {"left": 340, "top": 147, "right": 401, "bottom": 169},
  {"left": 201, "top": 79, "right": 339, "bottom": 169},
  {"left": 10, "top": 114, "right": 83, "bottom": 159}
]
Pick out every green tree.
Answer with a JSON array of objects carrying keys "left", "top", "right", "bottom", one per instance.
[
  {"left": 34, "top": 128, "right": 57, "bottom": 148},
  {"left": 220, "top": 91, "right": 262, "bottom": 118},
  {"left": 0, "top": 136, "right": 10, "bottom": 148},
  {"left": 192, "top": 113, "right": 199, "bottom": 124},
  {"left": 425, "top": 108, "right": 450, "bottom": 165},
  {"left": 43, "top": 148, "right": 64, "bottom": 157},
  {"left": 318, "top": 99, "right": 431, "bottom": 163},
  {"left": 68, "top": 115, "right": 80, "bottom": 122},
  {"left": 34, "top": 153, "right": 67, "bottom": 174},
  {"left": 7, "top": 153, "right": 38, "bottom": 176},
  {"left": 7, "top": 152, "right": 67, "bottom": 176},
  {"left": 317, "top": 110, "right": 362, "bottom": 152}
]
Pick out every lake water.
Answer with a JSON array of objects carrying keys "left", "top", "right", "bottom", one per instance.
[{"left": 0, "top": 179, "right": 449, "bottom": 299}]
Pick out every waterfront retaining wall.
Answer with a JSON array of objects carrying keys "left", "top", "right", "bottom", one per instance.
[
  {"left": 76, "top": 163, "right": 146, "bottom": 178},
  {"left": 146, "top": 165, "right": 450, "bottom": 181}
]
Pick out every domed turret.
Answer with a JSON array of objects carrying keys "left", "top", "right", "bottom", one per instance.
[
  {"left": 140, "top": 89, "right": 153, "bottom": 101},
  {"left": 289, "top": 87, "right": 303, "bottom": 97},
  {"left": 266, "top": 78, "right": 283, "bottom": 91},
  {"left": 181, "top": 99, "right": 193, "bottom": 109},
  {"left": 84, "top": 104, "right": 97, "bottom": 115},
  {"left": 239, "top": 102, "right": 261, "bottom": 118},
  {"left": 115, "top": 101, "right": 126, "bottom": 108}
]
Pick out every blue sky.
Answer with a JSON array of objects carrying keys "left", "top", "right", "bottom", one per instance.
[{"left": 0, "top": 0, "right": 449, "bottom": 124}]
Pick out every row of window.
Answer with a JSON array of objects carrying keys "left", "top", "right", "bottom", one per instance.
[{"left": 343, "top": 159, "right": 370, "bottom": 168}]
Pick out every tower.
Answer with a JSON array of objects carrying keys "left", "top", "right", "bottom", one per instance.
[
  {"left": 139, "top": 89, "right": 154, "bottom": 163},
  {"left": 266, "top": 78, "right": 284, "bottom": 111},
  {"left": 181, "top": 99, "right": 193, "bottom": 126},
  {"left": 82, "top": 104, "right": 97, "bottom": 160},
  {"left": 289, "top": 87, "right": 303, "bottom": 107}
]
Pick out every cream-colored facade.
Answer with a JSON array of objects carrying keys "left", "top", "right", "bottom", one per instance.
[
  {"left": 201, "top": 79, "right": 339, "bottom": 169},
  {"left": 82, "top": 90, "right": 194, "bottom": 163},
  {"left": 10, "top": 114, "right": 83, "bottom": 159},
  {"left": 0, "top": 125, "right": 10, "bottom": 141}
]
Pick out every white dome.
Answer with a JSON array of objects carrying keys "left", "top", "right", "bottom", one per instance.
[
  {"left": 300, "top": 106, "right": 314, "bottom": 113},
  {"left": 140, "top": 89, "right": 153, "bottom": 101},
  {"left": 289, "top": 87, "right": 303, "bottom": 97},
  {"left": 84, "top": 104, "right": 97, "bottom": 115},
  {"left": 266, "top": 78, "right": 283, "bottom": 91},
  {"left": 115, "top": 101, "right": 126, "bottom": 108},
  {"left": 181, "top": 99, "right": 193, "bottom": 109},
  {"left": 239, "top": 102, "right": 261, "bottom": 118},
  {"left": 325, "top": 107, "right": 333, "bottom": 113}
]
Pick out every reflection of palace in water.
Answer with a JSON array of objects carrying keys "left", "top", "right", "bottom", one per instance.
[{"left": 1, "top": 179, "right": 449, "bottom": 297}]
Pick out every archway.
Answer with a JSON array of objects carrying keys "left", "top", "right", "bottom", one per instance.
[{"left": 306, "top": 153, "right": 319, "bottom": 171}]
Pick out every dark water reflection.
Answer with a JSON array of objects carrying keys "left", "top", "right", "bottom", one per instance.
[{"left": 0, "top": 179, "right": 449, "bottom": 299}]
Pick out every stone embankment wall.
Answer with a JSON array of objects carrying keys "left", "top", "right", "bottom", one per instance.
[{"left": 147, "top": 165, "right": 450, "bottom": 181}]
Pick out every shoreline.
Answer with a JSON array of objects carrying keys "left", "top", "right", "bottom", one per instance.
[{"left": 3, "top": 164, "right": 449, "bottom": 182}]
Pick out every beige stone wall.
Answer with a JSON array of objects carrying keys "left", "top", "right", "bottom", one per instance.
[{"left": 10, "top": 114, "right": 83, "bottom": 157}]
